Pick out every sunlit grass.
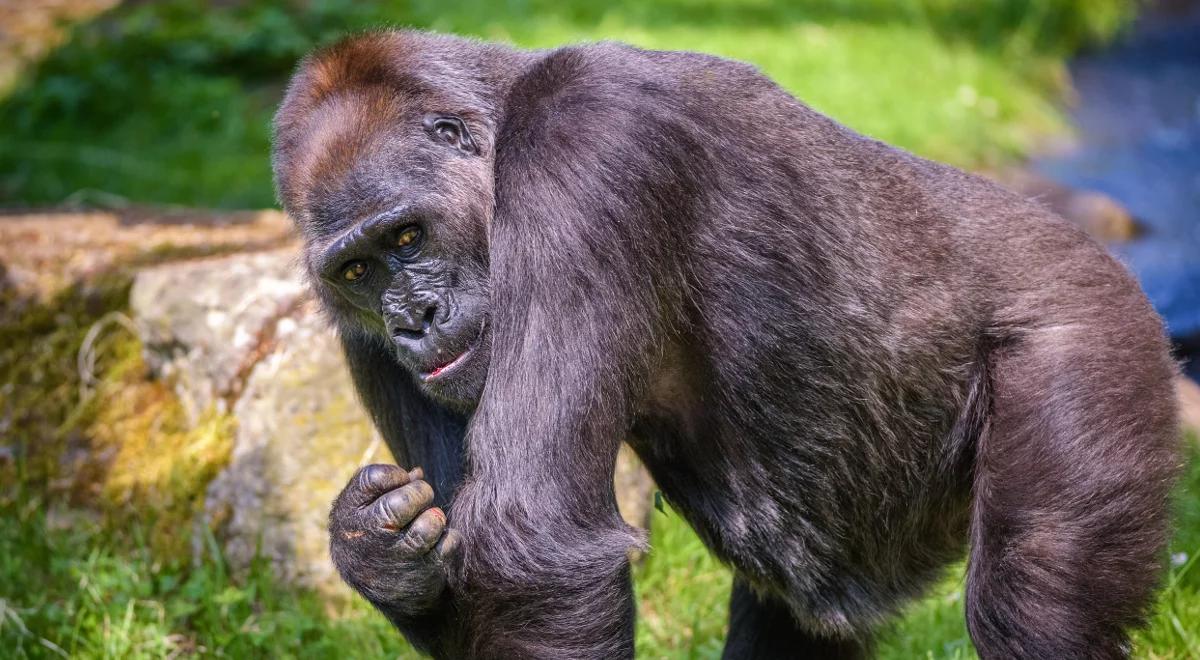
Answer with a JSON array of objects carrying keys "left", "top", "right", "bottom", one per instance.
[
  {"left": 0, "top": 494, "right": 416, "bottom": 659},
  {"left": 5, "top": 443, "right": 1198, "bottom": 658},
  {"left": 874, "top": 434, "right": 1200, "bottom": 659},
  {"left": 8, "top": 440, "right": 1198, "bottom": 660},
  {"left": 636, "top": 508, "right": 731, "bottom": 659}
]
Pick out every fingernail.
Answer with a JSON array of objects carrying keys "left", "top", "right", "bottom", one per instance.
[{"left": 412, "top": 509, "right": 441, "bottom": 535}]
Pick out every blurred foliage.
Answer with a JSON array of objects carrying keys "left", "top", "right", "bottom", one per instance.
[{"left": 0, "top": 0, "right": 1137, "bottom": 207}]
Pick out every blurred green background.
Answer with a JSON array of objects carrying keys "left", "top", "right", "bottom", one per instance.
[
  {"left": 3, "top": 1, "right": 1200, "bottom": 659},
  {"left": 0, "top": 0, "right": 1134, "bottom": 208}
]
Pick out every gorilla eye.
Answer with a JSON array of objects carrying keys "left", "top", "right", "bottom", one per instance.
[
  {"left": 396, "top": 225, "right": 422, "bottom": 249},
  {"left": 435, "top": 122, "right": 458, "bottom": 142},
  {"left": 423, "top": 113, "right": 478, "bottom": 155},
  {"left": 342, "top": 260, "right": 368, "bottom": 282}
]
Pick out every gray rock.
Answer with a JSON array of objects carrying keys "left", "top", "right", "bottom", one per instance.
[
  {"left": 130, "top": 250, "right": 307, "bottom": 422},
  {"left": 1179, "top": 376, "right": 1200, "bottom": 438},
  {"left": 999, "top": 170, "right": 1141, "bottom": 243},
  {"left": 202, "top": 305, "right": 383, "bottom": 593}
]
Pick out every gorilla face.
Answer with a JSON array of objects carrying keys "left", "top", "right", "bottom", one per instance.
[
  {"left": 314, "top": 198, "right": 491, "bottom": 408},
  {"left": 281, "top": 96, "right": 495, "bottom": 409}
]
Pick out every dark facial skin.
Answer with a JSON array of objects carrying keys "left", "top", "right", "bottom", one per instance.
[
  {"left": 313, "top": 190, "right": 490, "bottom": 409},
  {"left": 274, "top": 31, "right": 1181, "bottom": 660}
]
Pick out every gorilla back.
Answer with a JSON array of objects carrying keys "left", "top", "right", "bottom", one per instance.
[{"left": 273, "top": 31, "right": 1181, "bottom": 659}]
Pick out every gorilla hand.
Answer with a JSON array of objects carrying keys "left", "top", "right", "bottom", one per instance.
[{"left": 330, "top": 464, "right": 459, "bottom": 618}]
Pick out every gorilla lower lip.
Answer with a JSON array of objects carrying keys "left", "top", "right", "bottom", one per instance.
[{"left": 424, "top": 348, "right": 470, "bottom": 381}]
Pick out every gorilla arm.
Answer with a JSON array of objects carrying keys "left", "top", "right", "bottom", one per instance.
[
  {"left": 335, "top": 330, "right": 469, "bottom": 657},
  {"left": 445, "top": 49, "right": 688, "bottom": 658}
]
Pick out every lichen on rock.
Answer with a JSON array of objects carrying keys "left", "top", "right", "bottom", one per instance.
[{"left": 201, "top": 303, "right": 382, "bottom": 594}]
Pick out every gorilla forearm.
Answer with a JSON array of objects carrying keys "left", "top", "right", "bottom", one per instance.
[
  {"left": 450, "top": 488, "right": 639, "bottom": 657},
  {"left": 444, "top": 314, "right": 652, "bottom": 656},
  {"left": 335, "top": 333, "right": 470, "bottom": 655}
]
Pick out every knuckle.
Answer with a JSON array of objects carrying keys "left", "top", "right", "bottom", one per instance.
[
  {"left": 403, "top": 480, "right": 434, "bottom": 507},
  {"left": 414, "top": 510, "right": 446, "bottom": 538},
  {"left": 395, "top": 533, "right": 421, "bottom": 556},
  {"left": 355, "top": 463, "right": 400, "bottom": 492},
  {"left": 404, "top": 510, "right": 446, "bottom": 554},
  {"left": 378, "top": 489, "right": 416, "bottom": 525}
]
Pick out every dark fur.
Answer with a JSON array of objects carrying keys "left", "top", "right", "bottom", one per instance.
[{"left": 272, "top": 31, "right": 1181, "bottom": 659}]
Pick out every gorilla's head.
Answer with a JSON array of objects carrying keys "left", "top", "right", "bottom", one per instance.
[{"left": 272, "top": 33, "right": 510, "bottom": 409}]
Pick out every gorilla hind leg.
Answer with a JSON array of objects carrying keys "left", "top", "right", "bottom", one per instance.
[
  {"left": 723, "top": 579, "right": 867, "bottom": 660},
  {"left": 965, "top": 324, "right": 1178, "bottom": 659}
]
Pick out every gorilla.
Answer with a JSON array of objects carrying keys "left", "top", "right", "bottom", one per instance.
[{"left": 272, "top": 31, "right": 1181, "bottom": 659}]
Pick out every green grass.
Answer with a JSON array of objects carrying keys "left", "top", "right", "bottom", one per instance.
[
  {"left": 0, "top": 490, "right": 413, "bottom": 659},
  {"left": 0, "top": 0, "right": 1134, "bottom": 207},
  {"left": 4, "top": 441, "right": 1199, "bottom": 658}
]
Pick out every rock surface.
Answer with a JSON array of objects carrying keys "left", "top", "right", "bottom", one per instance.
[
  {"left": 131, "top": 249, "right": 306, "bottom": 421},
  {"left": 615, "top": 445, "right": 656, "bottom": 532},
  {"left": 998, "top": 170, "right": 1141, "bottom": 242},
  {"left": 1179, "top": 376, "right": 1200, "bottom": 437},
  {"left": 201, "top": 303, "right": 383, "bottom": 592},
  {"left": 0, "top": 209, "right": 293, "bottom": 301}
]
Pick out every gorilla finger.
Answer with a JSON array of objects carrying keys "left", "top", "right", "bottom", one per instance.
[
  {"left": 397, "top": 507, "right": 446, "bottom": 557},
  {"left": 373, "top": 480, "right": 435, "bottom": 530},
  {"left": 343, "top": 464, "right": 411, "bottom": 508}
]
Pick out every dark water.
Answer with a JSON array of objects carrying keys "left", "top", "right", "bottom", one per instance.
[{"left": 1033, "top": 5, "right": 1200, "bottom": 342}]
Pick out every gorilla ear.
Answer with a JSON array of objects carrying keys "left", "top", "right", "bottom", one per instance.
[{"left": 423, "top": 113, "right": 480, "bottom": 156}]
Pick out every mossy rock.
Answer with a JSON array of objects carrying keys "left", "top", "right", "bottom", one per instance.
[
  {"left": 130, "top": 248, "right": 306, "bottom": 422},
  {"left": 201, "top": 304, "right": 380, "bottom": 595}
]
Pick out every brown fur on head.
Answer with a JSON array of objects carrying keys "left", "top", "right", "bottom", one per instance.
[{"left": 273, "top": 31, "right": 506, "bottom": 230}]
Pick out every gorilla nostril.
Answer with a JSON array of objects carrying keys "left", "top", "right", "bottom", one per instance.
[
  {"left": 393, "top": 326, "right": 423, "bottom": 341},
  {"left": 392, "top": 306, "right": 438, "bottom": 342}
]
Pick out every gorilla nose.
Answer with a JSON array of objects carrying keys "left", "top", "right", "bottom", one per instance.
[{"left": 388, "top": 305, "right": 437, "bottom": 349}]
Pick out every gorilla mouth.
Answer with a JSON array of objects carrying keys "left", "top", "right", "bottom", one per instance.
[
  {"left": 423, "top": 347, "right": 472, "bottom": 381},
  {"left": 420, "top": 323, "right": 485, "bottom": 382}
]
